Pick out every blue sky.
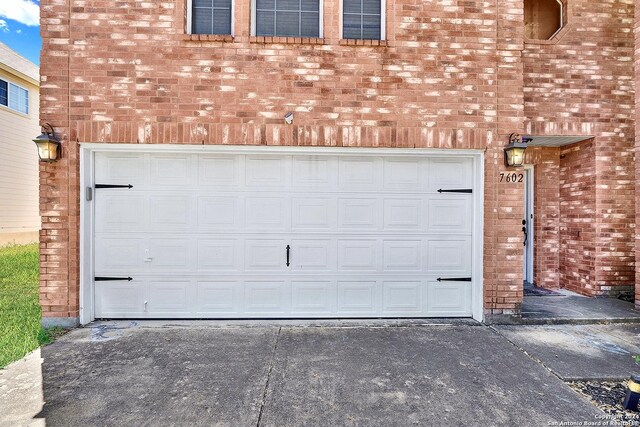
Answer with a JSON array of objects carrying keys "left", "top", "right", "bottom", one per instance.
[{"left": 0, "top": 0, "right": 41, "bottom": 65}]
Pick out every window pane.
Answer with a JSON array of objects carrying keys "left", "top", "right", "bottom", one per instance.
[
  {"left": 256, "top": 0, "right": 275, "bottom": 10},
  {"left": 362, "top": 0, "right": 380, "bottom": 15},
  {"left": 300, "top": 12, "right": 319, "bottom": 37},
  {"left": 343, "top": 0, "right": 380, "bottom": 40},
  {"left": 0, "top": 80, "right": 7, "bottom": 107},
  {"left": 343, "top": 0, "right": 360, "bottom": 14},
  {"left": 213, "top": 9, "right": 232, "bottom": 34},
  {"left": 193, "top": 7, "right": 213, "bottom": 33},
  {"left": 362, "top": 14, "right": 380, "bottom": 39},
  {"left": 256, "top": 0, "right": 318, "bottom": 37},
  {"left": 300, "top": 0, "right": 318, "bottom": 12},
  {"left": 343, "top": 14, "right": 362, "bottom": 39},
  {"left": 8, "top": 84, "right": 28, "bottom": 114},
  {"left": 256, "top": 10, "right": 276, "bottom": 35},
  {"left": 275, "top": 11, "right": 299, "bottom": 36},
  {"left": 192, "top": 0, "right": 231, "bottom": 34},
  {"left": 276, "top": 0, "right": 299, "bottom": 11},
  {"left": 213, "top": 0, "right": 231, "bottom": 9}
]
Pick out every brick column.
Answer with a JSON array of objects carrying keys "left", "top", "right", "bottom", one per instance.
[
  {"left": 635, "top": 0, "right": 640, "bottom": 309},
  {"left": 40, "top": 0, "right": 78, "bottom": 326},
  {"left": 483, "top": 0, "right": 526, "bottom": 317}
]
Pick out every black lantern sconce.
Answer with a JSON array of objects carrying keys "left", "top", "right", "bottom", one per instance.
[
  {"left": 32, "top": 123, "right": 61, "bottom": 162},
  {"left": 504, "top": 133, "right": 530, "bottom": 168}
]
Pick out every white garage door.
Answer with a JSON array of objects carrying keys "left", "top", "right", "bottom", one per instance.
[{"left": 92, "top": 150, "right": 477, "bottom": 319}]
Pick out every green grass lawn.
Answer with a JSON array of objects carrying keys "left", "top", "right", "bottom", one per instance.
[{"left": 0, "top": 243, "right": 56, "bottom": 368}]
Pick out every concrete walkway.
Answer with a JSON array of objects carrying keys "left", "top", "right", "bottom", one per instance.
[
  {"left": 0, "top": 321, "right": 608, "bottom": 427},
  {"left": 520, "top": 290, "right": 640, "bottom": 324}
]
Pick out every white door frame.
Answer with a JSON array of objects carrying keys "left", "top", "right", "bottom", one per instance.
[
  {"left": 79, "top": 143, "right": 485, "bottom": 324},
  {"left": 523, "top": 165, "right": 534, "bottom": 285}
]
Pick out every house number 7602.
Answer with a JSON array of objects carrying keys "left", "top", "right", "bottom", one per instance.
[{"left": 499, "top": 173, "right": 524, "bottom": 183}]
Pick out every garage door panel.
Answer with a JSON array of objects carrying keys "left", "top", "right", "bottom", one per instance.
[
  {"left": 148, "top": 281, "right": 191, "bottom": 315},
  {"left": 383, "top": 158, "right": 425, "bottom": 190},
  {"left": 245, "top": 156, "right": 291, "bottom": 189},
  {"left": 95, "top": 237, "right": 144, "bottom": 273},
  {"left": 244, "top": 281, "right": 288, "bottom": 314},
  {"left": 383, "top": 199, "right": 422, "bottom": 230},
  {"left": 291, "top": 281, "right": 334, "bottom": 314},
  {"left": 382, "top": 281, "right": 422, "bottom": 313},
  {"left": 95, "top": 153, "right": 144, "bottom": 184},
  {"left": 338, "top": 198, "right": 380, "bottom": 229},
  {"left": 292, "top": 156, "right": 337, "bottom": 189},
  {"left": 425, "top": 237, "right": 472, "bottom": 274},
  {"left": 337, "top": 281, "right": 377, "bottom": 314},
  {"left": 338, "top": 158, "right": 381, "bottom": 190},
  {"left": 383, "top": 240, "right": 422, "bottom": 271},
  {"left": 198, "top": 155, "right": 241, "bottom": 188},
  {"left": 149, "top": 195, "right": 195, "bottom": 231},
  {"left": 149, "top": 154, "right": 193, "bottom": 187},
  {"left": 291, "top": 239, "right": 335, "bottom": 271},
  {"left": 148, "top": 238, "right": 194, "bottom": 270},
  {"left": 426, "top": 280, "right": 472, "bottom": 316},
  {"left": 427, "top": 158, "right": 473, "bottom": 192},
  {"left": 95, "top": 280, "right": 145, "bottom": 317},
  {"left": 245, "top": 197, "right": 289, "bottom": 230},
  {"left": 198, "top": 196, "right": 241, "bottom": 230},
  {"left": 426, "top": 196, "right": 472, "bottom": 233},
  {"left": 196, "top": 281, "right": 241, "bottom": 314},
  {"left": 245, "top": 239, "right": 287, "bottom": 270},
  {"left": 292, "top": 198, "right": 336, "bottom": 230},
  {"left": 95, "top": 194, "right": 145, "bottom": 233},
  {"left": 337, "top": 240, "right": 378, "bottom": 271},
  {"left": 197, "top": 239, "right": 241, "bottom": 271}
]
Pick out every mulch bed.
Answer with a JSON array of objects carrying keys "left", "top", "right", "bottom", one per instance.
[{"left": 568, "top": 380, "right": 639, "bottom": 426}]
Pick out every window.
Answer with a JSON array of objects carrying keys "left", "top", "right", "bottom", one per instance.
[
  {"left": 191, "top": 0, "right": 232, "bottom": 35},
  {"left": 343, "top": 0, "right": 382, "bottom": 40},
  {"left": 0, "top": 79, "right": 28, "bottom": 114},
  {"left": 9, "top": 84, "right": 28, "bottom": 114},
  {"left": 524, "top": 0, "right": 564, "bottom": 40},
  {"left": 254, "top": 0, "right": 320, "bottom": 37}
]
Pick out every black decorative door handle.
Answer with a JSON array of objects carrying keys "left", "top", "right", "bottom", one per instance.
[
  {"left": 522, "top": 226, "right": 528, "bottom": 247},
  {"left": 286, "top": 245, "right": 290, "bottom": 267}
]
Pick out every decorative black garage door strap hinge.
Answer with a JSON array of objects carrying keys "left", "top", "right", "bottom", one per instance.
[
  {"left": 95, "top": 184, "right": 133, "bottom": 189},
  {"left": 437, "top": 189, "right": 472, "bottom": 194},
  {"left": 437, "top": 277, "right": 472, "bottom": 282},
  {"left": 95, "top": 276, "right": 133, "bottom": 281}
]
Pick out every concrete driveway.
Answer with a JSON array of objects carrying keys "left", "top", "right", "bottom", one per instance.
[{"left": 1, "top": 322, "right": 603, "bottom": 427}]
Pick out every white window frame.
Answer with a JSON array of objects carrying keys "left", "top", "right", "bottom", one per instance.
[
  {"left": 0, "top": 78, "right": 29, "bottom": 115},
  {"left": 186, "top": 0, "right": 235, "bottom": 36},
  {"left": 339, "top": 0, "right": 385, "bottom": 40},
  {"left": 250, "top": 0, "right": 324, "bottom": 38}
]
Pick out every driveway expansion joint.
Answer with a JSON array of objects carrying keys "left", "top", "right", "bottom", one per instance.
[{"left": 256, "top": 326, "right": 281, "bottom": 427}]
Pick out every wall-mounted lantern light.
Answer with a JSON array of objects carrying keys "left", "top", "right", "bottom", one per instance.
[
  {"left": 504, "top": 133, "right": 529, "bottom": 168},
  {"left": 32, "top": 123, "right": 61, "bottom": 162}
]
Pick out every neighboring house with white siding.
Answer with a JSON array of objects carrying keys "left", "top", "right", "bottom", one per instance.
[{"left": 0, "top": 42, "right": 40, "bottom": 245}]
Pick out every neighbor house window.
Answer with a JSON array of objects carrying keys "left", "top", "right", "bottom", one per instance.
[
  {"left": 191, "top": 0, "right": 232, "bottom": 35},
  {"left": 343, "top": 0, "right": 382, "bottom": 40},
  {"left": 0, "top": 79, "right": 29, "bottom": 114},
  {"left": 254, "top": 0, "right": 321, "bottom": 37}
]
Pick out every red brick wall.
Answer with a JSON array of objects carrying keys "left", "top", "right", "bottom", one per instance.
[
  {"left": 524, "top": 147, "right": 560, "bottom": 290},
  {"left": 634, "top": 0, "right": 640, "bottom": 309},
  {"left": 523, "top": 0, "right": 636, "bottom": 297},
  {"left": 559, "top": 141, "right": 597, "bottom": 295},
  {"left": 39, "top": 0, "right": 637, "bottom": 321}
]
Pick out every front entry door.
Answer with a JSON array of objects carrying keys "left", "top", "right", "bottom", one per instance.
[{"left": 522, "top": 166, "right": 534, "bottom": 285}]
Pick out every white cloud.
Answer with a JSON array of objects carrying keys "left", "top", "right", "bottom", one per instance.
[
  {"left": 16, "top": 29, "right": 22, "bottom": 34},
  {"left": 0, "top": 0, "right": 40, "bottom": 27},
  {"left": 0, "top": 19, "right": 9, "bottom": 33}
]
